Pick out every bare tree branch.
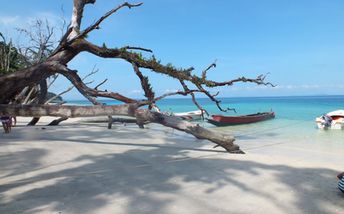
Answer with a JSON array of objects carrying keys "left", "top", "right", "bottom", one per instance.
[
  {"left": 78, "top": 40, "right": 273, "bottom": 88},
  {"left": 47, "top": 74, "right": 59, "bottom": 89},
  {"left": 55, "top": 64, "right": 137, "bottom": 104},
  {"left": 122, "top": 46, "right": 153, "bottom": 53},
  {"left": 68, "top": 0, "right": 96, "bottom": 40},
  {"left": 154, "top": 89, "right": 201, "bottom": 101},
  {"left": 69, "top": 1, "right": 142, "bottom": 42},
  {"left": 45, "top": 66, "right": 101, "bottom": 104},
  {"left": 94, "top": 78, "right": 108, "bottom": 90},
  {"left": 179, "top": 80, "right": 208, "bottom": 116},
  {"left": 201, "top": 60, "right": 217, "bottom": 80}
]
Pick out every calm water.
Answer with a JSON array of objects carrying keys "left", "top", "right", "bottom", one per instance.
[{"left": 68, "top": 96, "right": 344, "bottom": 144}]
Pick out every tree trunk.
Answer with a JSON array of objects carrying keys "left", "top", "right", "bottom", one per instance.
[
  {"left": 0, "top": 104, "right": 138, "bottom": 118},
  {"left": 0, "top": 104, "right": 243, "bottom": 153},
  {"left": 0, "top": 62, "right": 55, "bottom": 103},
  {"left": 27, "top": 79, "right": 48, "bottom": 126},
  {"left": 135, "top": 110, "right": 243, "bottom": 153}
]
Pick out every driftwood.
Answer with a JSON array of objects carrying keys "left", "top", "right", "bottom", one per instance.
[
  {"left": 0, "top": 0, "right": 273, "bottom": 153},
  {"left": 48, "top": 117, "right": 68, "bottom": 126},
  {"left": 0, "top": 104, "right": 242, "bottom": 153}
]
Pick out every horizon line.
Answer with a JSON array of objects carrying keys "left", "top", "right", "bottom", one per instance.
[{"left": 64, "top": 94, "right": 344, "bottom": 101}]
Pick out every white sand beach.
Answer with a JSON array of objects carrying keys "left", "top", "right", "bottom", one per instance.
[{"left": 0, "top": 117, "right": 343, "bottom": 214}]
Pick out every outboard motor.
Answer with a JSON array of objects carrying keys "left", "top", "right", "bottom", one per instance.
[{"left": 321, "top": 114, "right": 333, "bottom": 128}]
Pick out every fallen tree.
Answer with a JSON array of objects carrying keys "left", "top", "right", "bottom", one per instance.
[
  {"left": 0, "top": 104, "right": 241, "bottom": 153},
  {"left": 0, "top": 0, "right": 273, "bottom": 153}
]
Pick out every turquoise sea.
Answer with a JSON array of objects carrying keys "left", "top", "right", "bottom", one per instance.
[{"left": 68, "top": 95, "right": 344, "bottom": 145}]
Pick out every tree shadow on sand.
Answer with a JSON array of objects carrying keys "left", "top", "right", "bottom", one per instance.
[{"left": 0, "top": 124, "right": 343, "bottom": 213}]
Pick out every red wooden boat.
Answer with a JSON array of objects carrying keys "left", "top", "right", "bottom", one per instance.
[{"left": 207, "top": 112, "right": 275, "bottom": 126}]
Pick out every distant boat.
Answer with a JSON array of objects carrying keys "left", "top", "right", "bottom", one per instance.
[
  {"left": 173, "top": 110, "right": 204, "bottom": 120},
  {"left": 315, "top": 110, "right": 344, "bottom": 130},
  {"left": 207, "top": 112, "right": 275, "bottom": 126}
]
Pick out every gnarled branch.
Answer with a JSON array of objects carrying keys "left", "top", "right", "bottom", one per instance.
[
  {"left": 0, "top": 0, "right": 275, "bottom": 154},
  {"left": 55, "top": 64, "right": 136, "bottom": 104},
  {"left": 69, "top": 1, "right": 142, "bottom": 43},
  {"left": 0, "top": 104, "right": 243, "bottom": 153}
]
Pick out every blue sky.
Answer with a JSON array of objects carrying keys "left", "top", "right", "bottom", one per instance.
[{"left": 1, "top": 0, "right": 344, "bottom": 99}]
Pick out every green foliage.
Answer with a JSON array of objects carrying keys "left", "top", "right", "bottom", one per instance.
[
  {"left": 142, "top": 76, "right": 155, "bottom": 100},
  {"left": 0, "top": 34, "right": 27, "bottom": 75},
  {"left": 136, "top": 52, "right": 144, "bottom": 61}
]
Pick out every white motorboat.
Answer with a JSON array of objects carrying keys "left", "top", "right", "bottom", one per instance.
[
  {"left": 316, "top": 110, "right": 344, "bottom": 130},
  {"left": 173, "top": 110, "right": 204, "bottom": 120}
]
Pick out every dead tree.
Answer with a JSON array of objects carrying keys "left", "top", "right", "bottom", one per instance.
[
  {"left": 16, "top": 20, "right": 58, "bottom": 125},
  {"left": 0, "top": 0, "right": 273, "bottom": 153}
]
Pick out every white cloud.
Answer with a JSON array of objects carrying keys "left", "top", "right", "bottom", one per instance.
[
  {"left": 163, "top": 89, "right": 178, "bottom": 93},
  {"left": 28, "top": 12, "right": 66, "bottom": 28},
  {"left": 0, "top": 12, "right": 67, "bottom": 39},
  {"left": 218, "top": 84, "right": 343, "bottom": 92},
  {"left": 130, "top": 89, "right": 142, "bottom": 94},
  {"left": 0, "top": 16, "right": 19, "bottom": 25},
  {"left": 0, "top": 12, "right": 65, "bottom": 28},
  {"left": 268, "top": 84, "right": 344, "bottom": 90}
]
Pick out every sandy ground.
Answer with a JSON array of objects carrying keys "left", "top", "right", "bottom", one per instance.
[{"left": 0, "top": 117, "right": 343, "bottom": 214}]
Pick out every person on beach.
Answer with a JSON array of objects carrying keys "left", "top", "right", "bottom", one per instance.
[
  {"left": 338, "top": 172, "right": 344, "bottom": 193},
  {"left": 1, "top": 116, "right": 12, "bottom": 133}
]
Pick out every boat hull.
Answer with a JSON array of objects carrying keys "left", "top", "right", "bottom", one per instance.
[
  {"left": 207, "top": 112, "right": 275, "bottom": 126},
  {"left": 316, "top": 110, "right": 344, "bottom": 130},
  {"left": 316, "top": 120, "right": 344, "bottom": 130},
  {"left": 173, "top": 110, "right": 204, "bottom": 121}
]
